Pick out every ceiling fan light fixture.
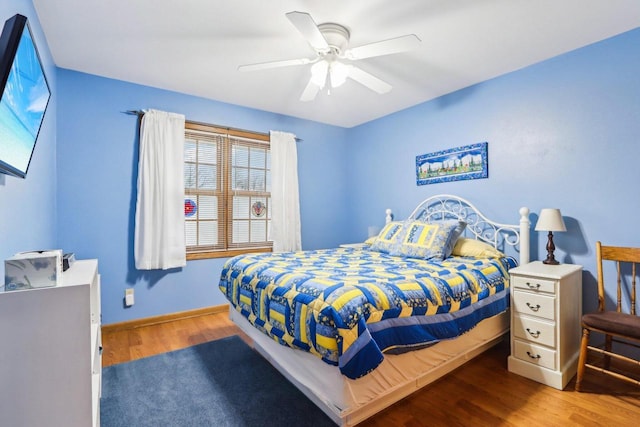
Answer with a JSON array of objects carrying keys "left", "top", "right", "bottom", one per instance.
[
  {"left": 329, "top": 61, "right": 349, "bottom": 88},
  {"left": 310, "top": 60, "right": 328, "bottom": 88}
]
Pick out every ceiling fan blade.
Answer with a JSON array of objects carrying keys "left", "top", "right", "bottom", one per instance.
[
  {"left": 344, "top": 34, "right": 421, "bottom": 60},
  {"left": 238, "top": 57, "right": 313, "bottom": 72},
  {"left": 300, "top": 79, "right": 321, "bottom": 102},
  {"left": 347, "top": 66, "right": 392, "bottom": 94},
  {"left": 286, "top": 11, "right": 329, "bottom": 52}
]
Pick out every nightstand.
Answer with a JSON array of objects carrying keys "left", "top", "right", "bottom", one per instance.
[{"left": 507, "top": 261, "right": 582, "bottom": 390}]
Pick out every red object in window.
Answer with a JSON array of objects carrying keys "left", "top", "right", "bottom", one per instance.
[
  {"left": 252, "top": 201, "right": 266, "bottom": 217},
  {"left": 185, "top": 199, "right": 197, "bottom": 217}
]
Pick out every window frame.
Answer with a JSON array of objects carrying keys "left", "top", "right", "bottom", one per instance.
[{"left": 184, "top": 121, "right": 272, "bottom": 260}]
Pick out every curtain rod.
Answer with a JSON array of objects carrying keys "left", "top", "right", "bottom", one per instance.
[{"left": 122, "top": 110, "right": 303, "bottom": 142}]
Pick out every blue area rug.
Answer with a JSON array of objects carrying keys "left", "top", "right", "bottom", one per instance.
[{"left": 101, "top": 335, "right": 335, "bottom": 426}]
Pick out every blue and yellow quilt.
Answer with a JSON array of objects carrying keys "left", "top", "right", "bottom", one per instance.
[{"left": 219, "top": 247, "right": 517, "bottom": 379}]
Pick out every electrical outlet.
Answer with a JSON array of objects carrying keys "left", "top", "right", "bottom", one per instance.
[{"left": 125, "top": 288, "right": 135, "bottom": 307}]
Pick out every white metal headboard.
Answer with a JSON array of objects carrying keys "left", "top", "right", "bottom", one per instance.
[{"left": 388, "top": 194, "right": 530, "bottom": 264}]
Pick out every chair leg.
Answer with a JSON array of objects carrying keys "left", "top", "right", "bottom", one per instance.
[
  {"left": 604, "top": 334, "right": 613, "bottom": 369},
  {"left": 575, "top": 328, "right": 590, "bottom": 392}
]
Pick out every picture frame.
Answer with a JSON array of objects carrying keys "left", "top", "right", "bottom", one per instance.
[{"left": 416, "top": 142, "right": 488, "bottom": 186}]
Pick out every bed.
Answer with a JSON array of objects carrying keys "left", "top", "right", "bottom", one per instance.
[{"left": 219, "top": 194, "right": 530, "bottom": 426}]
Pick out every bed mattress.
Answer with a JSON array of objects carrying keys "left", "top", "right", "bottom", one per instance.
[{"left": 231, "top": 307, "right": 509, "bottom": 426}]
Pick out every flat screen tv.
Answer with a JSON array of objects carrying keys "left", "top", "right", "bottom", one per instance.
[{"left": 0, "top": 14, "right": 51, "bottom": 178}]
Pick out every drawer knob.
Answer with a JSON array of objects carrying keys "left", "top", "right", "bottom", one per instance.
[
  {"left": 526, "top": 302, "right": 541, "bottom": 312},
  {"left": 526, "top": 328, "right": 541, "bottom": 338},
  {"left": 526, "top": 351, "right": 541, "bottom": 360},
  {"left": 526, "top": 282, "right": 540, "bottom": 290}
]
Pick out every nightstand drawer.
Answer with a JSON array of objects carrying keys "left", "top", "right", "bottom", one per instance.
[
  {"left": 512, "top": 290, "right": 555, "bottom": 320},
  {"left": 514, "top": 340, "right": 556, "bottom": 370},
  {"left": 512, "top": 276, "right": 556, "bottom": 293},
  {"left": 512, "top": 314, "right": 556, "bottom": 347}
]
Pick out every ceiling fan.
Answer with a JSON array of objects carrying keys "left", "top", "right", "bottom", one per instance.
[{"left": 238, "top": 11, "right": 421, "bottom": 101}]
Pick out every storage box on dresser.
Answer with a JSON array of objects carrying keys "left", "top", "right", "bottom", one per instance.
[
  {"left": 507, "top": 261, "right": 582, "bottom": 390},
  {"left": 0, "top": 259, "right": 101, "bottom": 427}
]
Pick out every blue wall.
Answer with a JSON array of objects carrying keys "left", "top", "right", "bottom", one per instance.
[
  {"left": 347, "top": 28, "right": 640, "bottom": 315},
  {"left": 56, "top": 70, "right": 350, "bottom": 323},
  {"left": 0, "top": 1, "right": 57, "bottom": 283}
]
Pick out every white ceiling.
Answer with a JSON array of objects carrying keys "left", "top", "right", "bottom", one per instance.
[{"left": 32, "top": 0, "right": 640, "bottom": 128}]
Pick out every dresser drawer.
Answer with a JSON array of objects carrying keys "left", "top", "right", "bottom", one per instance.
[
  {"left": 512, "top": 314, "right": 556, "bottom": 347},
  {"left": 512, "top": 290, "right": 556, "bottom": 321},
  {"left": 514, "top": 340, "right": 556, "bottom": 370},
  {"left": 512, "top": 275, "right": 556, "bottom": 293}
]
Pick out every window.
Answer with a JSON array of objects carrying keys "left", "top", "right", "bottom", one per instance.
[{"left": 184, "top": 121, "right": 272, "bottom": 259}]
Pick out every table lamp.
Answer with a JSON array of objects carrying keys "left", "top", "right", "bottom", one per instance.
[{"left": 535, "top": 208, "right": 566, "bottom": 265}]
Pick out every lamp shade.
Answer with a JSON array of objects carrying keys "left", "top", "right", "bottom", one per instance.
[{"left": 535, "top": 208, "right": 567, "bottom": 232}]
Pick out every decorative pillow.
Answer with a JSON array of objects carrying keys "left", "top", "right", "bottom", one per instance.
[
  {"left": 443, "top": 220, "right": 466, "bottom": 258},
  {"left": 364, "top": 236, "right": 376, "bottom": 246},
  {"left": 392, "top": 220, "right": 464, "bottom": 261},
  {"left": 451, "top": 238, "right": 505, "bottom": 258},
  {"left": 369, "top": 221, "right": 405, "bottom": 254}
]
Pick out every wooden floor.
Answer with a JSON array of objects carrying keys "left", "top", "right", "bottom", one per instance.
[{"left": 102, "top": 312, "right": 640, "bottom": 427}]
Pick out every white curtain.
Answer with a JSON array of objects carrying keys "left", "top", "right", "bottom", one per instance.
[
  {"left": 270, "top": 130, "right": 301, "bottom": 252},
  {"left": 134, "top": 109, "right": 186, "bottom": 270}
]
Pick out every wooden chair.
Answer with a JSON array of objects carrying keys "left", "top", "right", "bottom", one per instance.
[{"left": 575, "top": 242, "right": 640, "bottom": 391}]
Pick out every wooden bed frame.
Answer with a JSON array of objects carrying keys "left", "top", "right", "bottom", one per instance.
[{"left": 230, "top": 195, "right": 531, "bottom": 426}]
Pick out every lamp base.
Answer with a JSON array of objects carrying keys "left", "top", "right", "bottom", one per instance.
[{"left": 543, "top": 231, "right": 560, "bottom": 265}]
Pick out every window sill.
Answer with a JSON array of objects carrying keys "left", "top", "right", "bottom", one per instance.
[{"left": 186, "top": 247, "right": 272, "bottom": 260}]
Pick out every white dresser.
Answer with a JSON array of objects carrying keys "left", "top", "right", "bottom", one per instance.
[
  {"left": 507, "top": 261, "right": 582, "bottom": 390},
  {"left": 0, "top": 259, "right": 101, "bottom": 426}
]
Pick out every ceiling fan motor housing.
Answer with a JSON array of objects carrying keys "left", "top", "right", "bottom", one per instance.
[{"left": 318, "top": 23, "right": 350, "bottom": 55}]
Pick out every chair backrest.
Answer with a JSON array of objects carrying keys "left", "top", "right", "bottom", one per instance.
[{"left": 596, "top": 241, "right": 640, "bottom": 314}]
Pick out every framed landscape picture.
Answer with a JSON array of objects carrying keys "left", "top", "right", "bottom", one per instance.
[{"left": 416, "top": 142, "right": 488, "bottom": 186}]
